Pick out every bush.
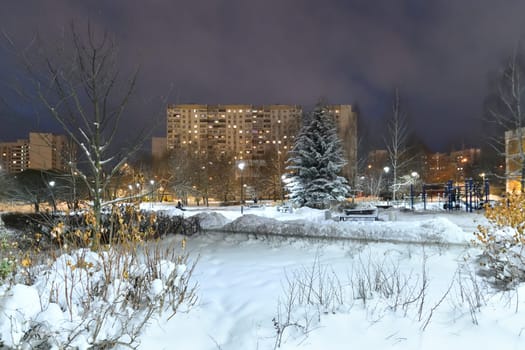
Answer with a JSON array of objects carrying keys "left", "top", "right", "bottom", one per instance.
[
  {"left": 0, "top": 205, "right": 198, "bottom": 349},
  {"left": 1, "top": 207, "right": 201, "bottom": 250},
  {"left": 475, "top": 193, "right": 525, "bottom": 289}
]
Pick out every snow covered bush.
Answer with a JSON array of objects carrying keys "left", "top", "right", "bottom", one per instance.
[
  {"left": 272, "top": 251, "right": 440, "bottom": 348},
  {"left": 0, "top": 207, "right": 197, "bottom": 349},
  {"left": 475, "top": 193, "right": 525, "bottom": 289},
  {"left": 273, "top": 255, "right": 345, "bottom": 348}
]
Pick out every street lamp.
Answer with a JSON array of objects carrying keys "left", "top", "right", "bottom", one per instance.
[
  {"left": 48, "top": 181, "right": 56, "bottom": 212},
  {"left": 410, "top": 172, "right": 419, "bottom": 210},
  {"left": 238, "top": 161, "right": 245, "bottom": 214},
  {"left": 383, "top": 167, "right": 390, "bottom": 203},
  {"left": 149, "top": 180, "right": 155, "bottom": 208},
  {"left": 281, "top": 174, "right": 287, "bottom": 202}
]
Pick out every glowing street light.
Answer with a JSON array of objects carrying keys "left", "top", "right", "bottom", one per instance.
[
  {"left": 238, "top": 161, "right": 245, "bottom": 214},
  {"left": 48, "top": 181, "right": 56, "bottom": 212},
  {"left": 383, "top": 166, "right": 391, "bottom": 202}
]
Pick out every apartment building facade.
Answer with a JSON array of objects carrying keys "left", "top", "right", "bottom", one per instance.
[
  {"left": 505, "top": 127, "right": 525, "bottom": 192},
  {"left": 0, "top": 139, "right": 29, "bottom": 173},
  {"left": 167, "top": 104, "right": 301, "bottom": 159},
  {"left": 166, "top": 104, "right": 358, "bottom": 181},
  {"left": 0, "top": 132, "right": 72, "bottom": 173}
]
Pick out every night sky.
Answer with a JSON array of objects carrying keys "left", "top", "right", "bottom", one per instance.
[{"left": 1, "top": 0, "right": 525, "bottom": 152}]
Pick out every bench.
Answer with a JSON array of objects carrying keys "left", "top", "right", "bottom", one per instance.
[
  {"left": 338, "top": 208, "right": 378, "bottom": 222},
  {"left": 339, "top": 215, "right": 378, "bottom": 221},
  {"left": 277, "top": 205, "right": 293, "bottom": 213}
]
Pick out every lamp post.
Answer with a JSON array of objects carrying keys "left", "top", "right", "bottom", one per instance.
[
  {"left": 49, "top": 180, "right": 56, "bottom": 212},
  {"left": 410, "top": 171, "right": 419, "bottom": 210},
  {"left": 383, "top": 166, "right": 390, "bottom": 203},
  {"left": 149, "top": 179, "right": 155, "bottom": 209},
  {"left": 281, "top": 174, "right": 287, "bottom": 202},
  {"left": 238, "top": 161, "right": 245, "bottom": 214}
]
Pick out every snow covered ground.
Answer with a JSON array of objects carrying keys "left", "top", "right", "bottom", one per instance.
[
  {"left": 2, "top": 202, "right": 525, "bottom": 349},
  {"left": 139, "top": 202, "right": 522, "bottom": 350}
]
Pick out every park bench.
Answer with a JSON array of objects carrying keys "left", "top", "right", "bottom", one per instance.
[
  {"left": 338, "top": 207, "right": 379, "bottom": 221},
  {"left": 276, "top": 204, "right": 293, "bottom": 213}
]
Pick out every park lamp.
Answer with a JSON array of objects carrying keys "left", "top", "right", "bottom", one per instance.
[{"left": 238, "top": 162, "right": 246, "bottom": 214}]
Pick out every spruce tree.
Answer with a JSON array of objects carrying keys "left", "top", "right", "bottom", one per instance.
[{"left": 287, "top": 103, "right": 350, "bottom": 209}]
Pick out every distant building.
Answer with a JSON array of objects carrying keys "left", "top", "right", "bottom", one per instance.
[
  {"left": 423, "top": 148, "right": 481, "bottom": 185},
  {"left": 0, "top": 132, "right": 73, "bottom": 173},
  {"left": 366, "top": 149, "right": 389, "bottom": 170},
  {"left": 167, "top": 104, "right": 302, "bottom": 159},
  {"left": 328, "top": 105, "right": 359, "bottom": 182},
  {"left": 425, "top": 152, "right": 451, "bottom": 183},
  {"left": 0, "top": 139, "right": 29, "bottom": 173},
  {"left": 151, "top": 136, "right": 167, "bottom": 159},
  {"left": 166, "top": 104, "right": 358, "bottom": 181},
  {"left": 505, "top": 127, "right": 525, "bottom": 192}
]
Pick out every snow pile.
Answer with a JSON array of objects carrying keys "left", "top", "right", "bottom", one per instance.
[
  {"left": 0, "top": 247, "right": 193, "bottom": 349},
  {"left": 218, "top": 213, "right": 468, "bottom": 244},
  {"left": 191, "top": 211, "right": 230, "bottom": 230}
]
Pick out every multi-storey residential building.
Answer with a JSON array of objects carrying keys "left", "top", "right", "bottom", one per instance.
[
  {"left": 329, "top": 105, "right": 358, "bottom": 183},
  {"left": 505, "top": 127, "right": 525, "bottom": 192},
  {"left": 151, "top": 136, "right": 167, "bottom": 159},
  {"left": 166, "top": 104, "right": 358, "bottom": 181},
  {"left": 0, "top": 132, "right": 73, "bottom": 173},
  {"left": 425, "top": 152, "right": 452, "bottom": 183},
  {"left": 0, "top": 139, "right": 29, "bottom": 173},
  {"left": 167, "top": 104, "right": 302, "bottom": 159}
]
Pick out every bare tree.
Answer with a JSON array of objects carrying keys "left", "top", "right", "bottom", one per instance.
[
  {"left": 485, "top": 46, "right": 525, "bottom": 192},
  {"left": 384, "top": 89, "right": 415, "bottom": 201},
  {"left": 208, "top": 152, "right": 236, "bottom": 204},
  {"left": 6, "top": 23, "right": 159, "bottom": 239}
]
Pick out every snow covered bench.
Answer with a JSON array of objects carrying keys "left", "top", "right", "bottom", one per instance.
[
  {"left": 276, "top": 205, "right": 293, "bottom": 213},
  {"left": 338, "top": 207, "right": 379, "bottom": 222}
]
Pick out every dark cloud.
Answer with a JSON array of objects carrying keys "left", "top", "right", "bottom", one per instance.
[{"left": 1, "top": 0, "right": 525, "bottom": 151}]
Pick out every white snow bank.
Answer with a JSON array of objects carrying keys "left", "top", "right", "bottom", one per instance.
[
  {"left": 0, "top": 284, "right": 42, "bottom": 347},
  {"left": 217, "top": 213, "right": 469, "bottom": 244},
  {"left": 191, "top": 212, "right": 230, "bottom": 230}
]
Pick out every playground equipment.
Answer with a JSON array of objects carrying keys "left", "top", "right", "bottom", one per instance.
[{"left": 421, "top": 179, "right": 489, "bottom": 212}]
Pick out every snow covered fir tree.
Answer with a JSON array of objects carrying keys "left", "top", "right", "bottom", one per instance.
[{"left": 286, "top": 103, "right": 350, "bottom": 209}]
